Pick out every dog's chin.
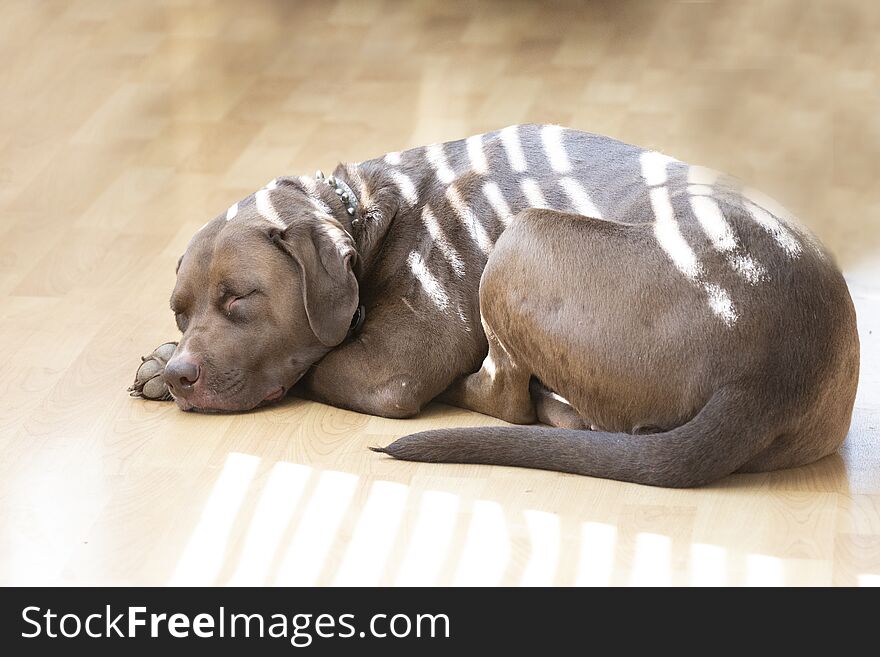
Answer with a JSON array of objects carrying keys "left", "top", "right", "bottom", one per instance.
[{"left": 172, "top": 385, "right": 287, "bottom": 414}]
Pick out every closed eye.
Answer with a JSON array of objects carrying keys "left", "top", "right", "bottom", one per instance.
[{"left": 225, "top": 290, "right": 258, "bottom": 316}]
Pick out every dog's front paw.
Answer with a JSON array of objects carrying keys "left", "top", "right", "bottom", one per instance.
[{"left": 129, "top": 342, "right": 177, "bottom": 401}]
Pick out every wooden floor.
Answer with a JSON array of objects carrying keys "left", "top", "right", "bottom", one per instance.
[{"left": 0, "top": 0, "right": 878, "bottom": 586}]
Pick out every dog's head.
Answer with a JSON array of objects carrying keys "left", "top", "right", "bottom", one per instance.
[{"left": 164, "top": 178, "right": 358, "bottom": 411}]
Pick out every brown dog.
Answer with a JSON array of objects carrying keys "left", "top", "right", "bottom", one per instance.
[{"left": 160, "top": 125, "right": 859, "bottom": 486}]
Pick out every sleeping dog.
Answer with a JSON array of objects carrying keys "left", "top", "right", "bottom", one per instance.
[{"left": 154, "top": 124, "right": 859, "bottom": 487}]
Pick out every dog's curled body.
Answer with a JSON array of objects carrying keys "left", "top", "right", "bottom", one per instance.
[{"left": 165, "top": 124, "right": 859, "bottom": 487}]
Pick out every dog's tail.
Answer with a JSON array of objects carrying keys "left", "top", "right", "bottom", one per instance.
[{"left": 371, "top": 386, "right": 777, "bottom": 487}]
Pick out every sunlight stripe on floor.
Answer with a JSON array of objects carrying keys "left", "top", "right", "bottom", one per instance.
[
  {"left": 226, "top": 461, "right": 311, "bottom": 585},
  {"left": 169, "top": 452, "right": 260, "bottom": 585},
  {"left": 746, "top": 553, "right": 784, "bottom": 586},
  {"left": 333, "top": 480, "right": 409, "bottom": 586},
  {"left": 689, "top": 542, "right": 728, "bottom": 586},
  {"left": 519, "top": 510, "right": 561, "bottom": 586},
  {"left": 630, "top": 532, "right": 672, "bottom": 586},
  {"left": 273, "top": 470, "right": 359, "bottom": 585},
  {"left": 394, "top": 490, "right": 460, "bottom": 586},
  {"left": 452, "top": 500, "right": 511, "bottom": 586},
  {"left": 573, "top": 521, "right": 617, "bottom": 586}
]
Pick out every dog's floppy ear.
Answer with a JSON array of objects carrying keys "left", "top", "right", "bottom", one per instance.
[{"left": 269, "top": 219, "right": 359, "bottom": 347}]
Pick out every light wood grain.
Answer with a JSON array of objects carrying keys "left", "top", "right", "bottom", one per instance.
[{"left": 0, "top": 0, "right": 878, "bottom": 586}]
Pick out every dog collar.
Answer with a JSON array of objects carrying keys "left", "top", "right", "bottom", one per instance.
[
  {"left": 315, "top": 171, "right": 364, "bottom": 343},
  {"left": 315, "top": 170, "right": 360, "bottom": 227}
]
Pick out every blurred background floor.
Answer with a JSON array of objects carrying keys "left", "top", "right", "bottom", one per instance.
[{"left": 0, "top": 0, "right": 877, "bottom": 586}]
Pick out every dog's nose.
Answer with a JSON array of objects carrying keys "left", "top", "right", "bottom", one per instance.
[{"left": 163, "top": 356, "right": 201, "bottom": 394}]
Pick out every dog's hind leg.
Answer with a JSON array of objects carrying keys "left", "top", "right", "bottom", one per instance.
[
  {"left": 439, "top": 324, "right": 536, "bottom": 425},
  {"left": 529, "top": 379, "right": 587, "bottom": 429}
]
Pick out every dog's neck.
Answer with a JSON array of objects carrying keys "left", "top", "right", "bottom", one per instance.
[{"left": 327, "top": 161, "right": 405, "bottom": 280}]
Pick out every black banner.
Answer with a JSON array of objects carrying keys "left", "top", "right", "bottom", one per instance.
[{"left": 0, "top": 587, "right": 862, "bottom": 654}]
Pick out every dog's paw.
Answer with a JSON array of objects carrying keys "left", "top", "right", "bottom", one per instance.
[{"left": 129, "top": 342, "right": 177, "bottom": 401}]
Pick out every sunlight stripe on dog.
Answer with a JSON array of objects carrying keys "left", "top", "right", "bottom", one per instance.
[
  {"left": 742, "top": 186, "right": 795, "bottom": 223},
  {"left": 689, "top": 195, "right": 738, "bottom": 252},
  {"left": 225, "top": 202, "right": 238, "bottom": 221},
  {"left": 482, "top": 181, "right": 514, "bottom": 224},
  {"left": 390, "top": 170, "right": 419, "bottom": 206},
  {"left": 455, "top": 302, "right": 472, "bottom": 332},
  {"left": 688, "top": 181, "right": 767, "bottom": 283},
  {"left": 641, "top": 151, "right": 699, "bottom": 279},
  {"left": 426, "top": 143, "right": 455, "bottom": 183},
  {"left": 687, "top": 184, "right": 714, "bottom": 196},
  {"left": 466, "top": 133, "right": 488, "bottom": 174},
  {"left": 687, "top": 165, "right": 720, "bottom": 186},
  {"left": 744, "top": 187, "right": 818, "bottom": 253},
  {"left": 348, "top": 166, "right": 373, "bottom": 208},
  {"left": 500, "top": 125, "right": 527, "bottom": 172},
  {"left": 446, "top": 185, "right": 493, "bottom": 254},
  {"left": 297, "top": 175, "right": 318, "bottom": 194},
  {"left": 422, "top": 205, "right": 466, "bottom": 276},
  {"left": 703, "top": 283, "right": 737, "bottom": 325},
  {"left": 255, "top": 189, "right": 286, "bottom": 227},
  {"left": 559, "top": 177, "right": 602, "bottom": 218},
  {"left": 641, "top": 153, "right": 738, "bottom": 324},
  {"left": 641, "top": 150, "right": 677, "bottom": 186},
  {"left": 315, "top": 217, "right": 354, "bottom": 255},
  {"left": 481, "top": 350, "right": 498, "bottom": 381},
  {"left": 541, "top": 125, "right": 571, "bottom": 173},
  {"left": 521, "top": 178, "right": 549, "bottom": 208},
  {"left": 743, "top": 198, "right": 802, "bottom": 257},
  {"left": 649, "top": 187, "right": 700, "bottom": 279},
  {"left": 310, "top": 197, "right": 334, "bottom": 217},
  {"left": 407, "top": 251, "right": 451, "bottom": 310},
  {"left": 731, "top": 253, "right": 766, "bottom": 284}
]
